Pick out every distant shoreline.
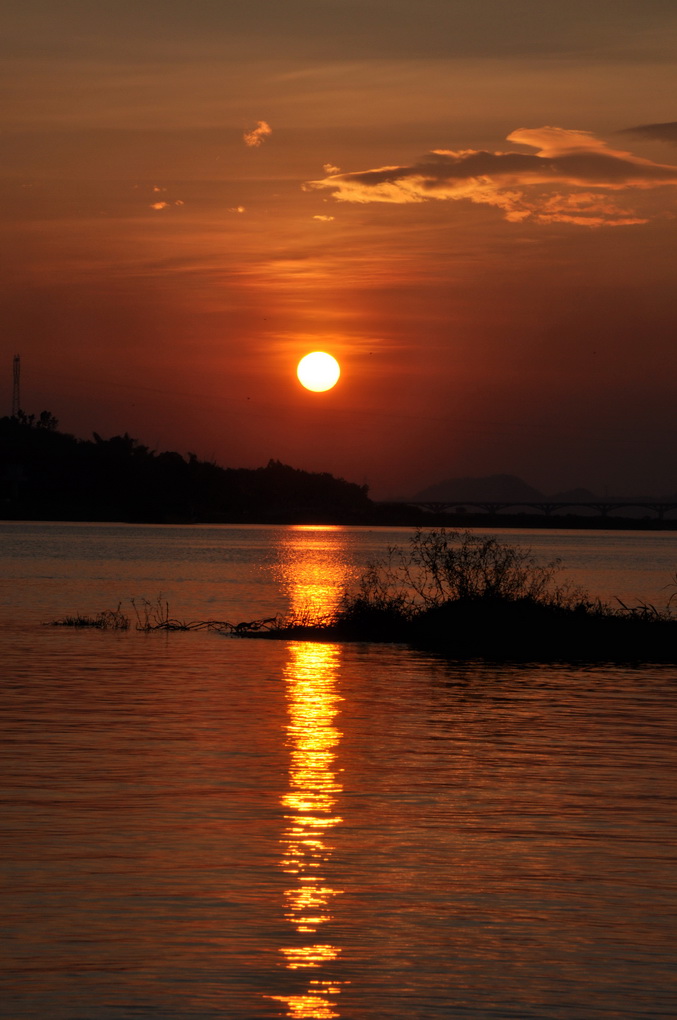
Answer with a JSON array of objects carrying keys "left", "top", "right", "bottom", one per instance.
[
  {"left": 394, "top": 513, "right": 677, "bottom": 531},
  {"left": 4, "top": 419, "right": 675, "bottom": 531},
  {"left": 3, "top": 511, "right": 677, "bottom": 530}
]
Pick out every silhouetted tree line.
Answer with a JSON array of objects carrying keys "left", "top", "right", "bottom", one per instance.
[{"left": 0, "top": 413, "right": 374, "bottom": 524}]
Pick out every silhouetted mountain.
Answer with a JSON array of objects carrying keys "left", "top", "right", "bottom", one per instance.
[
  {"left": 0, "top": 415, "right": 372, "bottom": 524},
  {"left": 413, "top": 474, "right": 544, "bottom": 503},
  {"left": 550, "top": 487, "right": 598, "bottom": 501}
]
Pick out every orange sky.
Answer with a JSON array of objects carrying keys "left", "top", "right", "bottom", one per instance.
[{"left": 3, "top": 0, "right": 677, "bottom": 497}]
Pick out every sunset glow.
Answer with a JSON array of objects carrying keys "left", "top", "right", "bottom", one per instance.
[{"left": 3, "top": 1, "right": 677, "bottom": 498}]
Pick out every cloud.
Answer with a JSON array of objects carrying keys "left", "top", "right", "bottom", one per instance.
[
  {"left": 323, "top": 163, "right": 341, "bottom": 175},
  {"left": 313, "top": 214, "right": 335, "bottom": 221},
  {"left": 149, "top": 200, "right": 184, "bottom": 211},
  {"left": 305, "top": 127, "right": 677, "bottom": 226},
  {"left": 621, "top": 121, "right": 677, "bottom": 145},
  {"left": 243, "top": 120, "right": 272, "bottom": 147}
]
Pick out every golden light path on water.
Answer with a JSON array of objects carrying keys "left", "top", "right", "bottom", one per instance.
[{"left": 268, "top": 528, "right": 351, "bottom": 1018}]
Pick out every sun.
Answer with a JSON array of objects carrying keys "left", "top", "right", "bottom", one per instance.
[{"left": 296, "top": 351, "right": 341, "bottom": 392}]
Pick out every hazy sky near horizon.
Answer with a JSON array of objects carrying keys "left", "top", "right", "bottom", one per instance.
[{"left": 3, "top": 0, "right": 677, "bottom": 497}]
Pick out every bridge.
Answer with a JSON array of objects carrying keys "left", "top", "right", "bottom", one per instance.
[{"left": 383, "top": 499, "right": 677, "bottom": 520}]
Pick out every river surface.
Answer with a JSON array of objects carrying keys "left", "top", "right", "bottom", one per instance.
[{"left": 1, "top": 523, "right": 676, "bottom": 1019}]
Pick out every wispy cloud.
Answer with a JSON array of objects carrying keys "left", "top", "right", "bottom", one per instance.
[
  {"left": 620, "top": 121, "right": 677, "bottom": 145},
  {"left": 305, "top": 127, "right": 677, "bottom": 226},
  {"left": 243, "top": 120, "right": 272, "bottom": 147}
]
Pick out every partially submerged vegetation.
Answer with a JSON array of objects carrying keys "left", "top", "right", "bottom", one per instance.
[
  {"left": 49, "top": 597, "right": 278, "bottom": 635},
  {"left": 51, "top": 605, "right": 131, "bottom": 631},
  {"left": 49, "top": 530, "right": 677, "bottom": 661},
  {"left": 264, "top": 529, "right": 677, "bottom": 661}
]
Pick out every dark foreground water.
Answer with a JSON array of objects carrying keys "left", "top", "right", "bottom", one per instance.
[{"left": 1, "top": 524, "right": 676, "bottom": 1018}]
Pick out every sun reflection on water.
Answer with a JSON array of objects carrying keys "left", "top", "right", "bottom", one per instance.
[
  {"left": 281, "top": 642, "right": 344, "bottom": 930},
  {"left": 274, "top": 525, "right": 358, "bottom": 624},
  {"left": 268, "top": 529, "right": 350, "bottom": 1018}
]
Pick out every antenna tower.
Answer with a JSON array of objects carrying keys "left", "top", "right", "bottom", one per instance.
[{"left": 12, "top": 354, "right": 21, "bottom": 416}]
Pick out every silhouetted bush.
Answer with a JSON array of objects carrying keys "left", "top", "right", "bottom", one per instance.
[{"left": 270, "top": 529, "right": 677, "bottom": 661}]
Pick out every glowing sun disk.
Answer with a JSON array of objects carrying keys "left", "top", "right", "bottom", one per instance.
[{"left": 297, "top": 352, "right": 341, "bottom": 392}]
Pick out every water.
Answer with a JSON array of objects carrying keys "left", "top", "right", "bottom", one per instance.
[{"left": 1, "top": 523, "right": 676, "bottom": 1018}]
